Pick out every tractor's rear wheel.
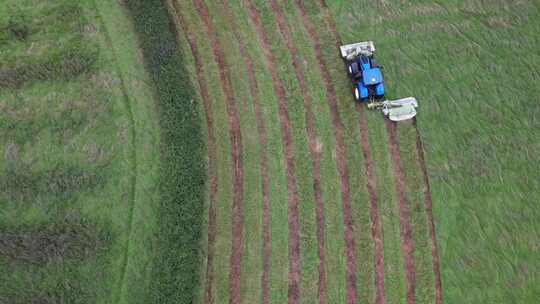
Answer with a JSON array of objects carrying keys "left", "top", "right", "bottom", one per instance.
[{"left": 354, "top": 87, "right": 360, "bottom": 100}]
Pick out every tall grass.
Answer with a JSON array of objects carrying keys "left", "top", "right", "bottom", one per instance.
[{"left": 123, "top": 1, "right": 205, "bottom": 303}]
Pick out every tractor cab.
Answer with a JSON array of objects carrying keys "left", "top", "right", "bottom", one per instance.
[{"left": 349, "top": 55, "right": 385, "bottom": 101}]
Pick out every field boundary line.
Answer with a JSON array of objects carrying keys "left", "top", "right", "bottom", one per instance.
[
  {"left": 413, "top": 118, "right": 442, "bottom": 304},
  {"left": 91, "top": 2, "right": 138, "bottom": 302},
  {"left": 169, "top": 2, "right": 219, "bottom": 303},
  {"left": 242, "top": 1, "right": 302, "bottom": 303},
  {"left": 191, "top": 0, "right": 245, "bottom": 303},
  {"left": 266, "top": 0, "right": 328, "bottom": 302}
]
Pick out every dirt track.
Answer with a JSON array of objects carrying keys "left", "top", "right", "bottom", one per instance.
[
  {"left": 243, "top": 1, "right": 301, "bottom": 303},
  {"left": 222, "top": 1, "right": 272, "bottom": 302},
  {"left": 356, "top": 104, "right": 386, "bottom": 304},
  {"left": 170, "top": 3, "right": 218, "bottom": 304},
  {"left": 266, "top": 0, "right": 328, "bottom": 302},
  {"left": 385, "top": 120, "right": 416, "bottom": 304},
  {"left": 191, "top": 1, "right": 245, "bottom": 303},
  {"left": 413, "top": 118, "right": 442, "bottom": 304}
]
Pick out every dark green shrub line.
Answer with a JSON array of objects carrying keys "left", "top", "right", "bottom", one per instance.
[{"left": 122, "top": 1, "right": 205, "bottom": 303}]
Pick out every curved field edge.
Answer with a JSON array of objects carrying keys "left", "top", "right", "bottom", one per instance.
[
  {"left": 89, "top": 1, "right": 162, "bottom": 303},
  {"left": 122, "top": 1, "right": 206, "bottom": 303},
  {"left": 0, "top": 0, "right": 162, "bottom": 302}
]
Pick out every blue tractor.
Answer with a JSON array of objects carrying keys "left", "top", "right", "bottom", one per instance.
[{"left": 340, "top": 41, "right": 384, "bottom": 101}]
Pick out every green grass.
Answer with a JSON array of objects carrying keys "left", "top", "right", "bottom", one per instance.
[
  {"left": 171, "top": 2, "right": 235, "bottom": 302},
  {"left": 326, "top": 0, "right": 540, "bottom": 302},
  {"left": 0, "top": 0, "right": 164, "bottom": 303},
  {"left": 121, "top": 1, "right": 206, "bottom": 303},
  {"left": 172, "top": 0, "right": 425, "bottom": 303},
  {"left": 170, "top": 0, "right": 436, "bottom": 302},
  {"left": 4, "top": 0, "right": 536, "bottom": 303}
]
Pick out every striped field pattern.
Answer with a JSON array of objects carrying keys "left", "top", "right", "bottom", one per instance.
[{"left": 169, "top": 0, "right": 441, "bottom": 303}]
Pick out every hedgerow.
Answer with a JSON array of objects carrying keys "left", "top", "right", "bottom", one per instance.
[{"left": 123, "top": 1, "right": 205, "bottom": 303}]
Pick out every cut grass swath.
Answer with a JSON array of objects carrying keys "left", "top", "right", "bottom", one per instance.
[
  {"left": 265, "top": 0, "right": 329, "bottom": 302},
  {"left": 385, "top": 120, "right": 416, "bottom": 304},
  {"left": 190, "top": 1, "right": 245, "bottom": 303},
  {"left": 242, "top": 1, "right": 303, "bottom": 302},
  {"left": 413, "top": 118, "right": 442, "bottom": 304},
  {"left": 221, "top": 0, "right": 272, "bottom": 302},
  {"left": 356, "top": 104, "right": 386, "bottom": 304}
]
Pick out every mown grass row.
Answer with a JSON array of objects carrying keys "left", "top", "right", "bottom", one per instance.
[
  {"left": 169, "top": 2, "right": 234, "bottom": 303},
  {"left": 194, "top": 1, "right": 266, "bottom": 303},
  {"left": 122, "top": 1, "right": 206, "bottom": 303},
  {"left": 312, "top": 2, "right": 438, "bottom": 303},
  {"left": 174, "top": 0, "right": 351, "bottom": 302},
  {"left": 299, "top": 5, "right": 379, "bottom": 303}
]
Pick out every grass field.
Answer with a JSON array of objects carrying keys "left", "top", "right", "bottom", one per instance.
[
  {"left": 1, "top": 0, "right": 538, "bottom": 303},
  {"left": 170, "top": 0, "right": 440, "bottom": 303},
  {"left": 0, "top": 0, "right": 195, "bottom": 303},
  {"left": 171, "top": 0, "right": 539, "bottom": 303}
]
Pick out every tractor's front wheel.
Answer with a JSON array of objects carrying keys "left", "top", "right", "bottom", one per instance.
[{"left": 354, "top": 87, "right": 360, "bottom": 101}]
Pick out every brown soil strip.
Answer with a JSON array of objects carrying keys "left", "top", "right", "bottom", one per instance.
[
  {"left": 356, "top": 104, "right": 386, "bottom": 304},
  {"left": 221, "top": 1, "right": 271, "bottom": 303},
  {"left": 190, "top": 1, "right": 245, "bottom": 303},
  {"left": 292, "top": 1, "right": 358, "bottom": 303},
  {"left": 413, "top": 118, "right": 442, "bottom": 304},
  {"left": 266, "top": 1, "right": 327, "bottom": 303},
  {"left": 244, "top": 0, "right": 300, "bottom": 303},
  {"left": 170, "top": 3, "right": 218, "bottom": 304},
  {"left": 384, "top": 120, "right": 416, "bottom": 304},
  {"left": 242, "top": 1, "right": 301, "bottom": 303}
]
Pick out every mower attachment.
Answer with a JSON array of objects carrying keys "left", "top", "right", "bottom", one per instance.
[
  {"left": 368, "top": 97, "right": 418, "bottom": 122},
  {"left": 340, "top": 41, "right": 375, "bottom": 60}
]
